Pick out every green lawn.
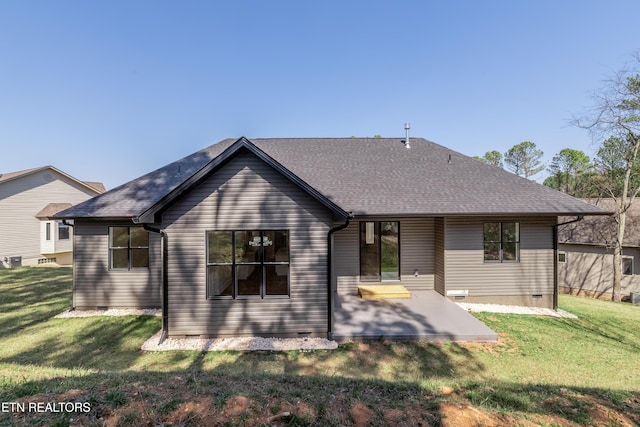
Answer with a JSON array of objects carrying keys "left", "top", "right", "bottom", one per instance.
[{"left": 1, "top": 267, "right": 639, "bottom": 426}]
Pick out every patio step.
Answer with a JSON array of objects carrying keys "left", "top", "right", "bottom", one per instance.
[{"left": 357, "top": 285, "right": 410, "bottom": 299}]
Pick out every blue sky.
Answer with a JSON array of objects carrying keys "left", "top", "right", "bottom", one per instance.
[{"left": 1, "top": 1, "right": 639, "bottom": 189}]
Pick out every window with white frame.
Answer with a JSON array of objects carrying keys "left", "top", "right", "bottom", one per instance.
[{"left": 58, "top": 221, "right": 70, "bottom": 240}]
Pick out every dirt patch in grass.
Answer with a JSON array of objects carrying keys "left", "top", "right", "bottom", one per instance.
[
  {"left": 349, "top": 400, "right": 374, "bottom": 426},
  {"left": 440, "top": 398, "right": 640, "bottom": 427},
  {"left": 440, "top": 401, "right": 509, "bottom": 426},
  {"left": 5, "top": 379, "right": 639, "bottom": 426},
  {"left": 583, "top": 394, "right": 639, "bottom": 427},
  {"left": 455, "top": 332, "right": 519, "bottom": 356}
]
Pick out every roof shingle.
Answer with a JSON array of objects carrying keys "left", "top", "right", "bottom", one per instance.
[
  {"left": 56, "top": 137, "right": 609, "bottom": 219},
  {"left": 559, "top": 199, "right": 638, "bottom": 247}
]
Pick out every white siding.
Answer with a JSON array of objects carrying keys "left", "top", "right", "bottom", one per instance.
[
  {"left": 0, "top": 169, "right": 98, "bottom": 267},
  {"left": 40, "top": 220, "right": 73, "bottom": 257},
  {"left": 40, "top": 221, "right": 55, "bottom": 255}
]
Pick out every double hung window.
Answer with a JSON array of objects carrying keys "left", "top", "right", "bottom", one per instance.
[{"left": 207, "top": 230, "right": 290, "bottom": 299}]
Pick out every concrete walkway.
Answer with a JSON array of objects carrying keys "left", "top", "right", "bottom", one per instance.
[{"left": 332, "top": 290, "right": 498, "bottom": 342}]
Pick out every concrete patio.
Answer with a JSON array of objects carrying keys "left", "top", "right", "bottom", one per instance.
[{"left": 332, "top": 290, "right": 498, "bottom": 342}]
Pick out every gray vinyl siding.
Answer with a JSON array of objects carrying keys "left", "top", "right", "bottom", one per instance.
[
  {"left": 73, "top": 220, "right": 161, "bottom": 308},
  {"left": 434, "top": 217, "right": 445, "bottom": 296},
  {"left": 162, "top": 151, "right": 332, "bottom": 337},
  {"left": 333, "top": 217, "right": 435, "bottom": 293},
  {"left": 0, "top": 169, "right": 98, "bottom": 266},
  {"left": 559, "top": 243, "right": 640, "bottom": 295},
  {"left": 444, "top": 217, "right": 555, "bottom": 298}
]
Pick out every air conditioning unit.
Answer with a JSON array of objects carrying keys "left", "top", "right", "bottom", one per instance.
[
  {"left": 9, "top": 256, "right": 22, "bottom": 268},
  {"left": 631, "top": 292, "right": 640, "bottom": 305}
]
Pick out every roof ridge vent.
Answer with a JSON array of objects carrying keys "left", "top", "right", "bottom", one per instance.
[{"left": 404, "top": 122, "right": 411, "bottom": 149}]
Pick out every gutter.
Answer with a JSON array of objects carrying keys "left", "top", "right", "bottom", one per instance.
[
  {"left": 143, "top": 225, "right": 168, "bottom": 344},
  {"left": 327, "top": 214, "right": 352, "bottom": 340},
  {"left": 552, "top": 216, "right": 584, "bottom": 311}
]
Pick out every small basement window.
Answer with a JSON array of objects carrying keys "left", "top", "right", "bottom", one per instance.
[{"left": 558, "top": 252, "right": 566, "bottom": 263}]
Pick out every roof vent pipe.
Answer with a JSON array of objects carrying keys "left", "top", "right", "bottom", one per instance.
[{"left": 404, "top": 122, "right": 411, "bottom": 149}]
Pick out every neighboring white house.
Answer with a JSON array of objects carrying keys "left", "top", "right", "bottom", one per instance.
[{"left": 0, "top": 166, "right": 105, "bottom": 268}]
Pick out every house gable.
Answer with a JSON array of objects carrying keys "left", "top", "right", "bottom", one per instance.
[
  {"left": 0, "top": 167, "right": 104, "bottom": 267},
  {"left": 138, "top": 137, "right": 350, "bottom": 223},
  {"left": 160, "top": 149, "right": 335, "bottom": 337}
]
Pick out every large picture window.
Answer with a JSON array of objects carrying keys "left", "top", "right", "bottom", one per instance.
[
  {"left": 109, "top": 226, "right": 149, "bottom": 269},
  {"left": 483, "top": 222, "right": 520, "bottom": 262},
  {"left": 206, "top": 230, "right": 290, "bottom": 299},
  {"left": 360, "top": 221, "right": 400, "bottom": 281}
]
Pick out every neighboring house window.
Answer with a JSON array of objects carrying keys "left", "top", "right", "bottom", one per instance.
[
  {"left": 483, "top": 222, "right": 520, "bottom": 262},
  {"left": 206, "top": 230, "right": 290, "bottom": 299},
  {"left": 622, "top": 256, "right": 633, "bottom": 275},
  {"left": 45, "top": 222, "right": 51, "bottom": 241},
  {"left": 58, "top": 221, "right": 70, "bottom": 240},
  {"left": 109, "top": 227, "right": 149, "bottom": 269},
  {"left": 558, "top": 252, "right": 566, "bottom": 263},
  {"left": 360, "top": 221, "right": 400, "bottom": 281}
]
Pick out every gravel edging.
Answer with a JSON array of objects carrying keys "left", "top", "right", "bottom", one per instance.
[
  {"left": 456, "top": 302, "right": 577, "bottom": 318},
  {"left": 141, "top": 332, "right": 338, "bottom": 352},
  {"left": 55, "top": 308, "right": 338, "bottom": 351}
]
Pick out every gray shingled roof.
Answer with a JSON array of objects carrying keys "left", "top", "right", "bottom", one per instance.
[
  {"left": 559, "top": 199, "right": 638, "bottom": 247},
  {"left": 56, "top": 137, "right": 609, "bottom": 220}
]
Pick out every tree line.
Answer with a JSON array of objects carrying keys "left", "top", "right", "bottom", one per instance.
[
  {"left": 474, "top": 51, "right": 640, "bottom": 303},
  {"left": 474, "top": 138, "right": 637, "bottom": 200}
]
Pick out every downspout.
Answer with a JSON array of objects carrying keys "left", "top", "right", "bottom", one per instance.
[
  {"left": 63, "top": 220, "right": 75, "bottom": 308},
  {"left": 143, "top": 225, "right": 168, "bottom": 344},
  {"left": 327, "top": 214, "right": 352, "bottom": 340},
  {"left": 552, "top": 216, "right": 584, "bottom": 311}
]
